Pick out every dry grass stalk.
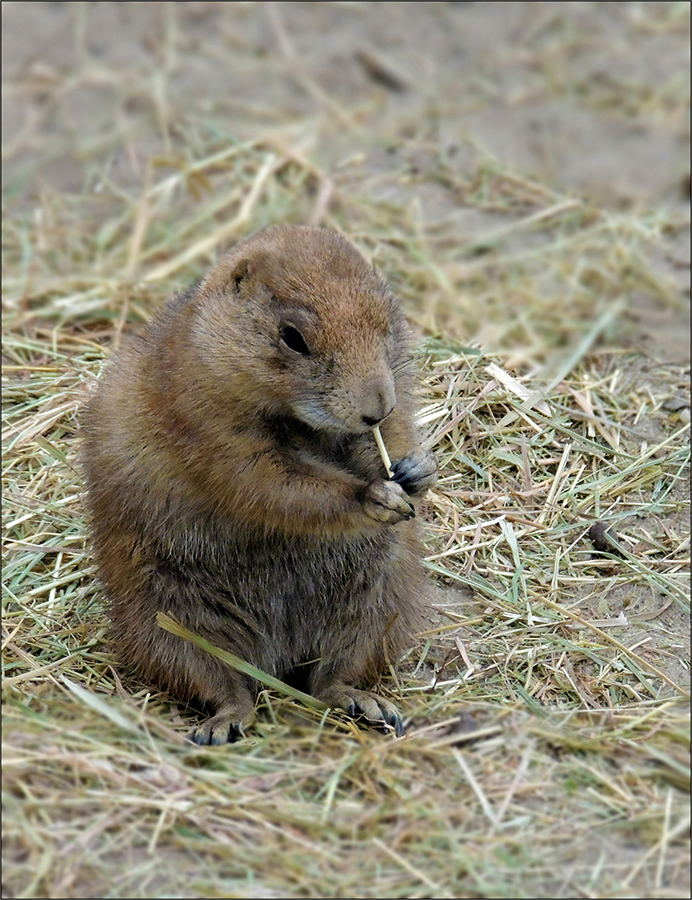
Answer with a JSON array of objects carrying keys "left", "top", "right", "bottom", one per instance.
[{"left": 373, "top": 424, "right": 394, "bottom": 477}]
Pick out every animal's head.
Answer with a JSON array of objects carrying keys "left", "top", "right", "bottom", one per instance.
[{"left": 190, "top": 225, "right": 410, "bottom": 434}]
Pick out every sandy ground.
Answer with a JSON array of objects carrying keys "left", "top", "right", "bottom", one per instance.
[{"left": 2, "top": 1, "right": 690, "bottom": 361}]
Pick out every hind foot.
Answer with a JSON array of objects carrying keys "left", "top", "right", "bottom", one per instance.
[{"left": 316, "top": 683, "right": 404, "bottom": 737}]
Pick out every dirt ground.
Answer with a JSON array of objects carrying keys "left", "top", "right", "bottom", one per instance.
[
  {"left": 3, "top": 1, "right": 690, "bottom": 361},
  {"left": 2, "top": 3, "right": 690, "bottom": 899}
]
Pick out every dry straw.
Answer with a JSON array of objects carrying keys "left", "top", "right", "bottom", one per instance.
[{"left": 3, "top": 44, "right": 690, "bottom": 900}]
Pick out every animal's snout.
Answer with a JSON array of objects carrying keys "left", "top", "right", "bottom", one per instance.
[{"left": 360, "top": 375, "right": 396, "bottom": 427}]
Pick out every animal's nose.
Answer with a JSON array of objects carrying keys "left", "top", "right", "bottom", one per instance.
[{"left": 361, "top": 377, "right": 396, "bottom": 427}]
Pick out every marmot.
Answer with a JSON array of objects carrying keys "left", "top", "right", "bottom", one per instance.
[{"left": 82, "top": 224, "right": 438, "bottom": 744}]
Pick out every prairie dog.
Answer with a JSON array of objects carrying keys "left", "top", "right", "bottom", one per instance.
[{"left": 82, "top": 224, "right": 437, "bottom": 744}]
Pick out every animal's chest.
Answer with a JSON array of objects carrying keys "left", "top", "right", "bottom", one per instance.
[
  {"left": 222, "top": 532, "right": 388, "bottom": 612},
  {"left": 217, "top": 532, "right": 391, "bottom": 674}
]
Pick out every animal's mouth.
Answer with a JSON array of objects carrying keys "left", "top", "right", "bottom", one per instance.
[
  {"left": 291, "top": 400, "right": 372, "bottom": 435},
  {"left": 291, "top": 392, "right": 397, "bottom": 435}
]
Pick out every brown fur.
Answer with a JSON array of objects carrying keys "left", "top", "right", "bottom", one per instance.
[{"left": 81, "top": 224, "right": 437, "bottom": 743}]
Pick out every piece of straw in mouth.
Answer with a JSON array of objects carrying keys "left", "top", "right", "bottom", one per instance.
[{"left": 373, "top": 425, "right": 394, "bottom": 478}]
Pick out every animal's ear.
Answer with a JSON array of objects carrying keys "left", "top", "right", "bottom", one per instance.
[{"left": 229, "top": 258, "right": 250, "bottom": 293}]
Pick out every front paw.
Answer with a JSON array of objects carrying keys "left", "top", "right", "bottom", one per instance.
[
  {"left": 390, "top": 449, "right": 438, "bottom": 496},
  {"left": 363, "top": 480, "right": 415, "bottom": 525}
]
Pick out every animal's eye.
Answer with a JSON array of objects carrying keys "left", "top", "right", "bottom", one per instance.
[{"left": 280, "top": 325, "right": 311, "bottom": 356}]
